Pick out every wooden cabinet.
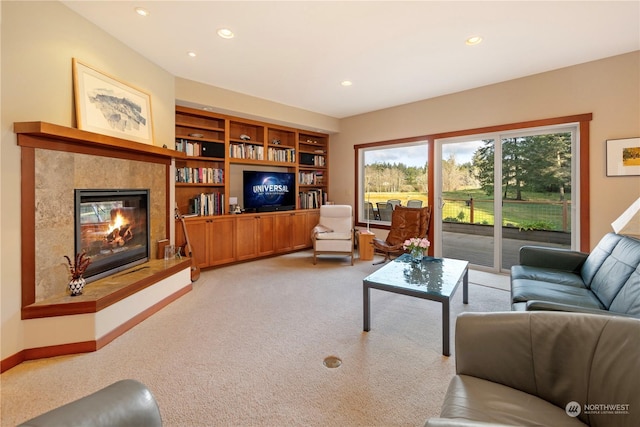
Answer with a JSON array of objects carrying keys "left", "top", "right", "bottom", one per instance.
[
  {"left": 176, "top": 216, "right": 236, "bottom": 268},
  {"left": 208, "top": 217, "right": 236, "bottom": 266},
  {"left": 173, "top": 106, "right": 328, "bottom": 268},
  {"left": 274, "top": 211, "right": 317, "bottom": 252},
  {"left": 176, "top": 217, "right": 207, "bottom": 269},
  {"left": 306, "top": 210, "right": 321, "bottom": 246},
  {"left": 235, "top": 214, "right": 275, "bottom": 260}
]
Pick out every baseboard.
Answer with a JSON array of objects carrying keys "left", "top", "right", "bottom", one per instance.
[{"left": 1, "top": 283, "right": 192, "bottom": 373}]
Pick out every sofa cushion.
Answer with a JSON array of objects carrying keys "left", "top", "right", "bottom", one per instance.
[
  {"left": 580, "top": 233, "right": 623, "bottom": 287},
  {"left": 439, "top": 375, "right": 586, "bottom": 426},
  {"left": 608, "top": 268, "right": 640, "bottom": 316},
  {"left": 511, "top": 279, "right": 605, "bottom": 310},
  {"left": 588, "top": 235, "right": 640, "bottom": 308},
  {"left": 511, "top": 265, "right": 586, "bottom": 288},
  {"left": 315, "top": 232, "right": 352, "bottom": 240}
]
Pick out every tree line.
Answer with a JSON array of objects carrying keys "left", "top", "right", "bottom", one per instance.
[{"left": 365, "top": 132, "right": 572, "bottom": 200}]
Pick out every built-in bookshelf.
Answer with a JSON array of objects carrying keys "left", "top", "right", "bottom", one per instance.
[
  {"left": 297, "top": 131, "right": 328, "bottom": 209},
  {"left": 174, "top": 106, "right": 329, "bottom": 214},
  {"left": 175, "top": 107, "right": 227, "bottom": 216}
]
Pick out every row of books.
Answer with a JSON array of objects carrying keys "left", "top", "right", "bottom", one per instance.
[
  {"left": 229, "top": 143, "right": 264, "bottom": 160},
  {"left": 175, "top": 138, "right": 205, "bottom": 157},
  {"left": 299, "top": 189, "right": 327, "bottom": 209},
  {"left": 310, "top": 155, "right": 326, "bottom": 166},
  {"left": 267, "top": 147, "right": 295, "bottom": 163},
  {"left": 298, "top": 171, "right": 324, "bottom": 185},
  {"left": 176, "top": 167, "right": 223, "bottom": 184},
  {"left": 190, "top": 192, "right": 225, "bottom": 216}
]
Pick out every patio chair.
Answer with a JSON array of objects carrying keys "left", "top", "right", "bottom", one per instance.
[
  {"left": 376, "top": 202, "right": 393, "bottom": 221},
  {"left": 406, "top": 199, "right": 423, "bottom": 208},
  {"left": 312, "top": 204, "right": 354, "bottom": 265},
  {"left": 363, "top": 201, "right": 378, "bottom": 221},
  {"left": 372, "top": 205, "right": 431, "bottom": 264},
  {"left": 387, "top": 199, "right": 402, "bottom": 209}
]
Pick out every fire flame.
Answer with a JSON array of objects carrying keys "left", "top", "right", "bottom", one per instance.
[{"left": 107, "top": 213, "right": 125, "bottom": 235}]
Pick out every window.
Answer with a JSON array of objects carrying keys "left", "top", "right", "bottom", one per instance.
[
  {"left": 354, "top": 114, "right": 592, "bottom": 252},
  {"left": 356, "top": 139, "right": 429, "bottom": 226}
]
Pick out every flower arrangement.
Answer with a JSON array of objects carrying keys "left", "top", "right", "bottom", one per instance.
[
  {"left": 402, "top": 237, "right": 431, "bottom": 252},
  {"left": 64, "top": 252, "right": 91, "bottom": 280}
]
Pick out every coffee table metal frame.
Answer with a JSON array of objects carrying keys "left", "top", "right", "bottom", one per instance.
[{"left": 363, "top": 254, "right": 469, "bottom": 356}]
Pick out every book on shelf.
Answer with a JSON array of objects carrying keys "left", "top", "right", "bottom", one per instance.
[
  {"left": 175, "top": 138, "right": 203, "bottom": 157},
  {"left": 298, "top": 189, "right": 326, "bottom": 209},
  {"left": 176, "top": 167, "right": 224, "bottom": 184},
  {"left": 190, "top": 192, "right": 225, "bottom": 216},
  {"left": 298, "top": 171, "right": 324, "bottom": 185}
]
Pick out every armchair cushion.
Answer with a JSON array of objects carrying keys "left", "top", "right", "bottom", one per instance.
[
  {"left": 373, "top": 206, "right": 431, "bottom": 263},
  {"left": 312, "top": 205, "right": 354, "bottom": 265}
]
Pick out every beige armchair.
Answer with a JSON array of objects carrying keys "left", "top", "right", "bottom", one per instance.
[{"left": 312, "top": 205, "right": 354, "bottom": 265}]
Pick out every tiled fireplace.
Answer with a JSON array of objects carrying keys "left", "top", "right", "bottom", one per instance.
[
  {"left": 5, "top": 122, "right": 192, "bottom": 373},
  {"left": 34, "top": 150, "right": 166, "bottom": 301}
]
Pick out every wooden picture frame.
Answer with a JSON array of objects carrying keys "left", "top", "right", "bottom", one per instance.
[
  {"left": 72, "top": 58, "right": 154, "bottom": 144},
  {"left": 606, "top": 137, "right": 640, "bottom": 176}
]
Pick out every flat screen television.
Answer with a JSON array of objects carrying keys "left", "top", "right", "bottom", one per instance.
[{"left": 243, "top": 171, "right": 296, "bottom": 212}]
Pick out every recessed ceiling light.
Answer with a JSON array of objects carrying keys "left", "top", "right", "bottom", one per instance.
[
  {"left": 187, "top": 51, "right": 197, "bottom": 58},
  {"left": 465, "top": 36, "right": 483, "bottom": 46},
  {"left": 134, "top": 7, "right": 149, "bottom": 17},
  {"left": 217, "top": 28, "right": 235, "bottom": 39},
  {"left": 341, "top": 80, "right": 353, "bottom": 87}
]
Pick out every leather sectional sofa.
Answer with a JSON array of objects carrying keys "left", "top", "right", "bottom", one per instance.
[
  {"left": 17, "top": 379, "right": 162, "bottom": 427},
  {"left": 426, "top": 311, "right": 640, "bottom": 426},
  {"left": 510, "top": 232, "right": 640, "bottom": 317}
]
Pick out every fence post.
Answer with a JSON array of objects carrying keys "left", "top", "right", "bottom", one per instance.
[
  {"left": 469, "top": 198, "right": 474, "bottom": 224},
  {"left": 562, "top": 199, "right": 568, "bottom": 232}
]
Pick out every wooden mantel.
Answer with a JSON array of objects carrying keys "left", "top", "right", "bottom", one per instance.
[
  {"left": 15, "top": 120, "right": 181, "bottom": 313},
  {"left": 3, "top": 121, "right": 194, "bottom": 373},
  {"left": 14, "top": 121, "right": 182, "bottom": 164}
]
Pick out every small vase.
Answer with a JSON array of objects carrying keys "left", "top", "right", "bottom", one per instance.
[
  {"left": 68, "top": 277, "right": 86, "bottom": 296},
  {"left": 410, "top": 247, "right": 425, "bottom": 263}
]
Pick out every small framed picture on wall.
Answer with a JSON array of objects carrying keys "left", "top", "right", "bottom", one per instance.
[{"left": 606, "top": 137, "right": 640, "bottom": 176}]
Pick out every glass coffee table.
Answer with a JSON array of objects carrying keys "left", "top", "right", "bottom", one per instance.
[{"left": 363, "top": 253, "right": 469, "bottom": 356}]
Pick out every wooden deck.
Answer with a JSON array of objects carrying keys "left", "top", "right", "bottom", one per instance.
[{"left": 442, "top": 231, "right": 571, "bottom": 271}]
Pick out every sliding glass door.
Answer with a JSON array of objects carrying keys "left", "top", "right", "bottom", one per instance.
[{"left": 435, "top": 126, "right": 577, "bottom": 273}]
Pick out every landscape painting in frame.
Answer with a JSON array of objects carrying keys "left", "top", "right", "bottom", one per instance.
[
  {"left": 73, "top": 58, "right": 154, "bottom": 144},
  {"left": 607, "top": 137, "right": 640, "bottom": 176}
]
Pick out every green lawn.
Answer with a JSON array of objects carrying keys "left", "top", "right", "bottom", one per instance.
[{"left": 365, "top": 190, "right": 571, "bottom": 231}]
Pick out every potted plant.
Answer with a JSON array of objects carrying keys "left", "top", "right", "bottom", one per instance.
[{"left": 64, "top": 252, "right": 91, "bottom": 296}]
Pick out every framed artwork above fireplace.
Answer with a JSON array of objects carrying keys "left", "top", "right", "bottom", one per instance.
[{"left": 73, "top": 58, "right": 154, "bottom": 145}]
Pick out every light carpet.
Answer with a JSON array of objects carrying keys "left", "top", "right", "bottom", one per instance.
[{"left": 1, "top": 250, "right": 510, "bottom": 426}]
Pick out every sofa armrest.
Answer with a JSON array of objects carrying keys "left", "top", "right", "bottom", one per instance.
[
  {"left": 526, "top": 300, "right": 639, "bottom": 318},
  {"left": 18, "top": 379, "right": 162, "bottom": 427},
  {"left": 518, "top": 246, "right": 588, "bottom": 271}
]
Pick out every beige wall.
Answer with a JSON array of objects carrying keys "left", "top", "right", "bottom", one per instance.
[
  {"left": 331, "top": 52, "right": 640, "bottom": 246},
  {"left": 176, "top": 78, "right": 340, "bottom": 134},
  {"left": 0, "top": 1, "right": 176, "bottom": 361}
]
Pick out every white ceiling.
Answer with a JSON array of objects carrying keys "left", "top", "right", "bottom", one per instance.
[{"left": 61, "top": 1, "right": 640, "bottom": 119}]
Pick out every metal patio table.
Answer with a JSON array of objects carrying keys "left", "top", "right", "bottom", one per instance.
[{"left": 363, "top": 253, "right": 469, "bottom": 356}]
